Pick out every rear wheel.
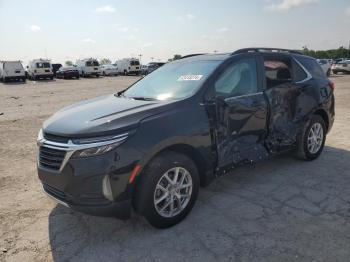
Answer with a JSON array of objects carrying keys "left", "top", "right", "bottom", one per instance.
[
  {"left": 332, "top": 70, "right": 338, "bottom": 75},
  {"left": 297, "top": 115, "right": 326, "bottom": 161},
  {"left": 134, "top": 152, "right": 199, "bottom": 228}
]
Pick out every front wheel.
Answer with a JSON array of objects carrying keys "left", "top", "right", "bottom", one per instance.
[
  {"left": 297, "top": 115, "right": 326, "bottom": 161},
  {"left": 332, "top": 70, "right": 338, "bottom": 75},
  {"left": 134, "top": 152, "right": 199, "bottom": 228}
]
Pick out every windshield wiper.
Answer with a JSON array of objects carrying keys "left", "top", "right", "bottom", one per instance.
[
  {"left": 115, "top": 91, "right": 125, "bottom": 97},
  {"left": 130, "top": 96, "right": 158, "bottom": 101}
]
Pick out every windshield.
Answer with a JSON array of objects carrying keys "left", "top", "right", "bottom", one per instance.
[
  {"left": 130, "top": 60, "right": 140, "bottom": 66},
  {"left": 123, "top": 60, "right": 220, "bottom": 100},
  {"left": 36, "top": 62, "right": 50, "bottom": 68},
  {"left": 86, "top": 60, "right": 99, "bottom": 66}
]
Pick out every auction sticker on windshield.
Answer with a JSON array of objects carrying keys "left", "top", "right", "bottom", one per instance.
[{"left": 178, "top": 75, "right": 203, "bottom": 81}]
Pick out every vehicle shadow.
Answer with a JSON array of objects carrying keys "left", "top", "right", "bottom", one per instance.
[
  {"left": 48, "top": 146, "right": 350, "bottom": 261},
  {"left": 28, "top": 79, "right": 56, "bottom": 83},
  {"left": 1, "top": 81, "right": 26, "bottom": 85}
]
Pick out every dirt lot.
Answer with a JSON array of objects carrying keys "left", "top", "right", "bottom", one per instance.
[{"left": 1, "top": 75, "right": 350, "bottom": 262}]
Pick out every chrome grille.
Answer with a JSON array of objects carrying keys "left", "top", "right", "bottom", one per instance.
[{"left": 39, "top": 146, "right": 66, "bottom": 171}]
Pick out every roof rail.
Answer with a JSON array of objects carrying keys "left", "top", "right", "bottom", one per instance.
[
  {"left": 180, "top": 53, "right": 206, "bottom": 59},
  {"left": 232, "top": 48, "right": 303, "bottom": 55}
]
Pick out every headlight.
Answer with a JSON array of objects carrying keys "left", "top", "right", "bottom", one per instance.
[
  {"left": 72, "top": 141, "right": 123, "bottom": 158},
  {"left": 71, "top": 133, "right": 129, "bottom": 158}
]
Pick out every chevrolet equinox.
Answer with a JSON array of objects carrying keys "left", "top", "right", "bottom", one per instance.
[{"left": 37, "top": 48, "right": 335, "bottom": 228}]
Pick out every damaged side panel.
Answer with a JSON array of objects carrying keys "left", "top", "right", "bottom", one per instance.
[
  {"left": 206, "top": 53, "right": 333, "bottom": 174},
  {"left": 214, "top": 93, "right": 269, "bottom": 170},
  {"left": 264, "top": 81, "right": 319, "bottom": 152}
]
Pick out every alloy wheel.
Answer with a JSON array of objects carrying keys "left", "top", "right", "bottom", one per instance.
[
  {"left": 307, "top": 122, "right": 324, "bottom": 154},
  {"left": 153, "top": 167, "right": 193, "bottom": 218}
]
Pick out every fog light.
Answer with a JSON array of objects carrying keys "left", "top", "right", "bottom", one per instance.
[{"left": 102, "top": 175, "right": 114, "bottom": 201}]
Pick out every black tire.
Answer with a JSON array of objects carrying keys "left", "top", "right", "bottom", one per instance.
[
  {"left": 103, "top": 71, "right": 106, "bottom": 76},
  {"left": 296, "top": 115, "right": 326, "bottom": 161},
  {"left": 134, "top": 151, "right": 199, "bottom": 228},
  {"left": 124, "top": 70, "right": 127, "bottom": 76},
  {"left": 3, "top": 77, "right": 7, "bottom": 83},
  {"left": 332, "top": 70, "right": 338, "bottom": 75}
]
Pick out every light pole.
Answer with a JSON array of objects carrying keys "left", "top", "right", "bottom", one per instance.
[{"left": 139, "top": 54, "right": 143, "bottom": 66}]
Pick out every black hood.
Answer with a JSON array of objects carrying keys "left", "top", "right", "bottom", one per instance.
[{"left": 43, "top": 94, "right": 172, "bottom": 138}]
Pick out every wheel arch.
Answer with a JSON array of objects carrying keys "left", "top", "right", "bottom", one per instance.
[
  {"left": 135, "top": 143, "right": 212, "bottom": 189},
  {"left": 314, "top": 108, "right": 329, "bottom": 132}
]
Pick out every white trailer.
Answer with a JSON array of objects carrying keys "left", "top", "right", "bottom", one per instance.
[
  {"left": 75, "top": 58, "right": 101, "bottom": 77},
  {"left": 115, "top": 58, "right": 140, "bottom": 75},
  {"left": 27, "top": 59, "right": 53, "bottom": 80},
  {"left": 0, "top": 61, "right": 26, "bottom": 82}
]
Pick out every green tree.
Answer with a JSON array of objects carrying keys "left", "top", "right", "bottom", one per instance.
[
  {"left": 300, "top": 46, "right": 350, "bottom": 59},
  {"left": 100, "top": 58, "right": 112, "bottom": 65},
  {"left": 65, "top": 60, "right": 73, "bottom": 66}
]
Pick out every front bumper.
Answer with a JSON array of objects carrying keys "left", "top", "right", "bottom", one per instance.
[
  {"left": 34, "top": 74, "right": 54, "bottom": 78},
  {"left": 37, "top": 132, "right": 139, "bottom": 219},
  {"left": 42, "top": 183, "right": 131, "bottom": 219},
  {"left": 63, "top": 72, "right": 80, "bottom": 78}
]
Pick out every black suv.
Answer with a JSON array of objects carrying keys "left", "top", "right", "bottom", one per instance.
[{"left": 37, "top": 48, "right": 335, "bottom": 228}]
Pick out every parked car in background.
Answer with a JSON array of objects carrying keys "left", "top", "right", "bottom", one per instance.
[
  {"left": 101, "top": 64, "right": 118, "bottom": 76},
  {"left": 37, "top": 48, "right": 334, "bottom": 228},
  {"left": 140, "top": 64, "right": 148, "bottom": 75},
  {"left": 332, "top": 60, "right": 350, "bottom": 74},
  {"left": 56, "top": 66, "right": 80, "bottom": 79},
  {"left": 0, "top": 61, "right": 26, "bottom": 82},
  {"left": 142, "top": 62, "right": 166, "bottom": 75},
  {"left": 115, "top": 58, "right": 140, "bottom": 75},
  {"left": 317, "top": 59, "right": 331, "bottom": 76},
  {"left": 76, "top": 58, "right": 101, "bottom": 77},
  {"left": 52, "top": 63, "right": 63, "bottom": 77},
  {"left": 27, "top": 59, "right": 53, "bottom": 80}
]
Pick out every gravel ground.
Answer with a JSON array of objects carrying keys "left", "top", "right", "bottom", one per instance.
[{"left": 0, "top": 75, "right": 350, "bottom": 262}]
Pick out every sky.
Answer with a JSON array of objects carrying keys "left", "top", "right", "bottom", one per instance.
[{"left": 0, "top": 0, "right": 349, "bottom": 64}]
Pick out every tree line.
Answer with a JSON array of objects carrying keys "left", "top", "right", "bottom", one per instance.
[{"left": 300, "top": 46, "right": 350, "bottom": 59}]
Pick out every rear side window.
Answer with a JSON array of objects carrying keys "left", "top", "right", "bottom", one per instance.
[
  {"left": 263, "top": 58, "right": 292, "bottom": 89},
  {"left": 296, "top": 57, "right": 326, "bottom": 79},
  {"left": 292, "top": 59, "right": 308, "bottom": 82}
]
